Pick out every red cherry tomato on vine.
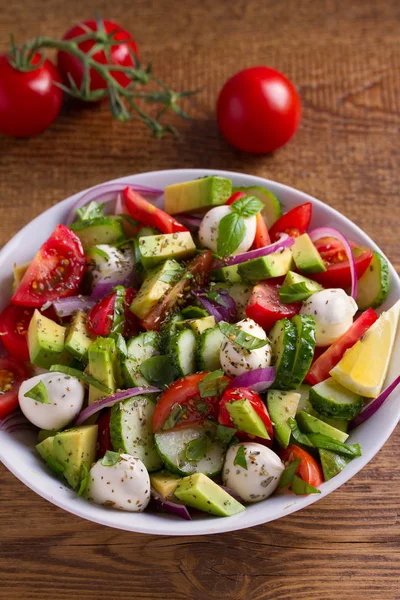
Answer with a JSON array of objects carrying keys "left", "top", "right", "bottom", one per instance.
[
  {"left": 217, "top": 66, "right": 301, "bottom": 154},
  {"left": 0, "top": 54, "right": 63, "bottom": 137}
]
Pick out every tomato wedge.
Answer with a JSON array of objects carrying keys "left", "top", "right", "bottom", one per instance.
[
  {"left": 0, "top": 305, "right": 33, "bottom": 362},
  {"left": 254, "top": 213, "right": 271, "bottom": 247},
  {"left": 311, "top": 237, "right": 373, "bottom": 289},
  {"left": 152, "top": 373, "right": 230, "bottom": 432},
  {"left": 246, "top": 282, "right": 301, "bottom": 331},
  {"left": 305, "top": 307, "right": 379, "bottom": 385},
  {"left": 225, "top": 191, "right": 247, "bottom": 205},
  {"left": 281, "top": 444, "right": 324, "bottom": 487},
  {"left": 88, "top": 287, "right": 138, "bottom": 338},
  {"left": 0, "top": 357, "right": 29, "bottom": 418},
  {"left": 269, "top": 202, "right": 312, "bottom": 242},
  {"left": 219, "top": 388, "right": 274, "bottom": 445},
  {"left": 124, "top": 188, "right": 188, "bottom": 234},
  {"left": 11, "top": 225, "right": 85, "bottom": 307}
]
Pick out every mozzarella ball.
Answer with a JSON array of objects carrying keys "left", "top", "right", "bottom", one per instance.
[
  {"left": 223, "top": 442, "right": 284, "bottom": 503},
  {"left": 199, "top": 206, "right": 256, "bottom": 254},
  {"left": 87, "top": 454, "right": 151, "bottom": 512},
  {"left": 300, "top": 288, "right": 358, "bottom": 347},
  {"left": 88, "top": 244, "right": 134, "bottom": 287},
  {"left": 220, "top": 318, "right": 272, "bottom": 377},
  {"left": 18, "top": 372, "right": 85, "bottom": 430}
]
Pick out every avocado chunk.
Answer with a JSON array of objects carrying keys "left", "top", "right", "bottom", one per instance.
[
  {"left": 164, "top": 176, "right": 232, "bottom": 215},
  {"left": 318, "top": 415, "right": 349, "bottom": 433},
  {"left": 130, "top": 259, "right": 182, "bottom": 320},
  {"left": 138, "top": 226, "right": 160, "bottom": 238},
  {"left": 64, "top": 311, "right": 95, "bottom": 363},
  {"left": 150, "top": 471, "right": 182, "bottom": 498},
  {"left": 53, "top": 425, "right": 98, "bottom": 490},
  {"left": 279, "top": 271, "right": 323, "bottom": 303},
  {"left": 70, "top": 216, "right": 125, "bottom": 250},
  {"left": 28, "top": 309, "right": 66, "bottom": 369},
  {"left": 13, "top": 261, "right": 30, "bottom": 292},
  {"left": 210, "top": 264, "right": 243, "bottom": 284},
  {"left": 238, "top": 248, "right": 293, "bottom": 283},
  {"left": 267, "top": 390, "right": 301, "bottom": 448},
  {"left": 36, "top": 435, "right": 65, "bottom": 476},
  {"left": 296, "top": 410, "right": 349, "bottom": 443},
  {"left": 319, "top": 448, "right": 351, "bottom": 481},
  {"left": 88, "top": 337, "right": 118, "bottom": 404},
  {"left": 138, "top": 232, "right": 196, "bottom": 269},
  {"left": 174, "top": 473, "right": 245, "bottom": 517},
  {"left": 37, "top": 429, "right": 56, "bottom": 443},
  {"left": 291, "top": 234, "right": 326, "bottom": 274},
  {"left": 184, "top": 316, "right": 216, "bottom": 335},
  {"left": 226, "top": 399, "right": 270, "bottom": 439}
]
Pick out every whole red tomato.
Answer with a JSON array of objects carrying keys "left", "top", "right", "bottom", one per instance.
[
  {"left": 57, "top": 20, "right": 139, "bottom": 93},
  {"left": 217, "top": 66, "right": 301, "bottom": 154},
  {"left": 0, "top": 54, "right": 63, "bottom": 137}
]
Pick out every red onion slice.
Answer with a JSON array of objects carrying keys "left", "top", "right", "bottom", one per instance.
[
  {"left": 308, "top": 227, "right": 358, "bottom": 299},
  {"left": 349, "top": 374, "right": 400, "bottom": 430},
  {"left": 0, "top": 410, "right": 35, "bottom": 434},
  {"left": 74, "top": 386, "right": 160, "bottom": 425},
  {"left": 90, "top": 271, "right": 139, "bottom": 299},
  {"left": 53, "top": 296, "right": 97, "bottom": 318},
  {"left": 192, "top": 289, "right": 237, "bottom": 323},
  {"left": 211, "top": 234, "right": 294, "bottom": 270},
  {"left": 114, "top": 192, "right": 125, "bottom": 215},
  {"left": 226, "top": 367, "right": 276, "bottom": 393},
  {"left": 174, "top": 214, "right": 203, "bottom": 230},
  {"left": 151, "top": 489, "right": 191, "bottom": 520}
]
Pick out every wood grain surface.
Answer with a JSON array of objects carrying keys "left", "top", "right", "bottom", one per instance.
[{"left": 0, "top": 1, "right": 399, "bottom": 599}]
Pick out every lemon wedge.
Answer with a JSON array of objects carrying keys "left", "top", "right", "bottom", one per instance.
[{"left": 330, "top": 299, "right": 400, "bottom": 398}]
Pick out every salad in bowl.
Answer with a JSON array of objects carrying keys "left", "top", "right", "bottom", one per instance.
[{"left": 0, "top": 170, "right": 398, "bottom": 532}]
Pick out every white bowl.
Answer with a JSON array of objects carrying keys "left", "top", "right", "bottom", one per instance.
[{"left": 0, "top": 169, "right": 399, "bottom": 536}]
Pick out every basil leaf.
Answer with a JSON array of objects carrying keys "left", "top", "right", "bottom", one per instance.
[
  {"left": 49, "top": 365, "right": 112, "bottom": 394},
  {"left": 218, "top": 321, "right": 268, "bottom": 350},
  {"left": 76, "top": 201, "right": 105, "bottom": 221},
  {"left": 278, "top": 458, "right": 302, "bottom": 489},
  {"left": 308, "top": 434, "right": 362, "bottom": 458},
  {"left": 162, "top": 403, "right": 185, "bottom": 431},
  {"left": 291, "top": 474, "right": 321, "bottom": 495},
  {"left": 101, "top": 450, "right": 121, "bottom": 467},
  {"left": 207, "top": 290, "right": 229, "bottom": 308},
  {"left": 90, "top": 247, "right": 110, "bottom": 261},
  {"left": 233, "top": 445, "right": 248, "bottom": 470},
  {"left": 185, "top": 436, "right": 208, "bottom": 462},
  {"left": 217, "top": 424, "right": 237, "bottom": 446},
  {"left": 24, "top": 380, "right": 50, "bottom": 404},
  {"left": 198, "top": 370, "right": 229, "bottom": 398},
  {"left": 279, "top": 283, "right": 317, "bottom": 303},
  {"left": 180, "top": 306, "right": 209, "bottom": 319},
  {"left": 140, "top": 355, "right": 175, "bottom": 389},
  {"left": 77, "top": 463, "right": 90, "bottom": 497},
  {"left": 231, "top": 195, "right": 264, "bottom": 218},
  {"left": 319, "top": 448, "right": 351, "bottom": 481},
  {"left": 287, "top": 417, "right": 315, "bottom": 447},
  {"left": 217, "top": 211, "right": 246, "bottom": 257}
]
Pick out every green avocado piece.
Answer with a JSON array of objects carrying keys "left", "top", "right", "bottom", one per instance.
[
  {"left": 164, "top": 176, "right": 232, "bottom": 214},
  {"left": 64, "top": 311, "right": 95, "bottom": 363},
  {"left": 53, "top": 425, "right": 98, "bottom": 490},
  {"left": 130, "top": 259, "right": 182, "bottom": 320},
  {"left": 28, "top": 309, "right": 66, "bottom": 369},
  {"left": 88, "top": 337, "right": 118, "bottom": 404},
  {"left": 279, "top": 271, "right": 323, "bottom": 303},
  {"left": 226, "top": 399, "right": 270, "bottom": 439},
  {"left": 174, "top": 473, "right": 245, "bottom": 517},
  {"left": 267, "top": 390, "right": 301, "bottom": 448},
  {"left": 210, "top": 264, "right": 243, "bottom": 284},
  {"left": 296, "top": 410, "right": 349, "bottom": 443},
  {"left": 70, "top": 216, "right": 125, "bottom": 250},
  {"left": 238, "top": 248, "right": 293, "bottom": 283},
  {"left": 319, "top": 448, "right": 351, "bottom": 481},
  {"left": 37, "top": 429, "right": 57, "bottom": 443},
  {"left": 36, "top": 435, "right": 65, "bottom": 476},
  {"left": 291, "top": 234, "right": 326, "bottom": 274},
  {"left": 182, "top": 316, "right": 216, "bottom": 336},
  {"left": 138, "top": 232, "right": 196, "bottom": 269},
  {"left": 150, "top": 471, "right": 182, "bottom": 498}
]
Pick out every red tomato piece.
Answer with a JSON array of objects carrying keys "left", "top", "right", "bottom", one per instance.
[
  {"left": 219, "top": 388, "right": 274, "bottom": 445},
  {"left": 0, "top": 357, "right": 29, "bottom": 418},
  {"left": 269, "top": 202, "right": 312, "bottom": 242},
  {"left": 246, "top": 283, "right": 301, "bottom": 332},
  {"left": 305, "top": 307, "right": 379, "bottom": 385},
  {"left": 124, "top": 188, "right": 188, "bottom": 234},
  {"left": 0, "top": 305, "right": 33, "bottom": 362},
  {"left": 281, "top": 444, "right": 324, "bottom": 488},
  {"left": 87, "top": 293, "right": 116, "bottom": 337},
  {"left": 225, "top": 191, "right": 247, "bottom": 205},
  {"left": 123, "top": 288, "right": 140, "bottom": 338},
  {"left": 11, "top": 225, "right": 85, "bottom": 308},
  {"left": 96, "top": 410, "right": 113, "bottom": 459},
  {"left": 312, "top": 237, "right": 373, "bottom": 289},
  {"left": 254, "top": 213, "right": 271, "bottom": 248}
]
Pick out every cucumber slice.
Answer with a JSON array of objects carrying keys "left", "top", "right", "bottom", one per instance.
[
  {"left": 269, "top": 318, "right": 297, "bottom": 389},
  {"left": 290, "top": 315, "right": 316, "bottom": 387},
  {"left": 154, "top": 426, "right": 225, "bottom": 476},
  {"left": 309, "top": 377, "right": 364, "bottom": 420},
  {"left": 170, "top": 328, "right": 197, "bottom": 378},
  {"left": 295, "top": 383, "right": 312, "bottom": 413},
  {"left": 122, "top": 331, "right": 160, "bottom": 387},
  {"left": 267, "top": 390, "right": 300, "bottom": 448},
  {"left": 110, "top": 395, "right": 163, "bottom": 472},
  {"left": 356, "top": 251, "right": 390, "bottom": 310},
  {"left": 233, "top": 185, "right": 282, "bottom": 228},
  {"left": 196, "top": 326, "right": 224, "bottom": 371},
  {"left": 159, "top": 312, "right": 184, "bottom": 353},
  {"left": 70, "top": 216, "right": 125, "bottom": 250}
]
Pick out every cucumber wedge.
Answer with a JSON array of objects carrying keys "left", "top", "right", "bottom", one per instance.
[
  {"left": 356, "top": 251, "right": 389, "bottom": 310},
  {"left": 267, "top": 390, "right": 300, "bottom": 448},
  {"left": 196, "top": 326, "right": 224, "bottom": 371},
  {"left": 170, "top": 328, "right": 197, "bottom": 378},
  {"left": 233, "top": 185, "right": 282, "bottom": 228},
  {"left": 269, "top": 318, "right": 297, "bottom": 389},
  {"left": 309, "top": 377, "right": 364, "bottom": 420},
  {"left": 296, "top": 410, "right": 349, "bottom": 443},
  {"left": 122, "top": 331, "right": 159, "bottom": 387},
  {"left": 290, "top": 315, "right": 317, "bottom": 387}
]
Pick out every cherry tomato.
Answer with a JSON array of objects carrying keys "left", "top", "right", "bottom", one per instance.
[
  {"left": 152, "top": 373, "right": 230, "bottom": 432},
  {"left": 124, "top": 188, "right": 188, "bottom": 234},
  {"left": 57, "top": 20, "right": 139, "bottom": 93},
  {"left": 281, "top": 445, "right": 324, "bottom": 488},
  {"left": 0, "top": 305, "right": 33, "bottom": 362},
  {"left": 217, "top": 66, "right": 301, "bottom": 154},
  {"left": 11, "top": 225, "right": 85, "bottom": 308},
  {"left": 0, "top": 357, "right": 29, "bottom": 418},
  {"left": 219, "top": 388, "right": 274, "bottom": 445},
  {"left": 254, "top": 213, "right": 271, "bottom": 248},
  {"left": 269, "top": 203, "right": 312, "bottom": 242},
  {"left": 0, "top": 54, "right": 63, "bottom": 138},
  {"left": 311, "top": 237, "right": 373, "bottom": 289},
  {"left": 305, "top": 308, "right": 378, "bottom": 385},
  {"left": 96, "top": 410, "right": 113, "bottom": 459},
  {"left": 246, "top": 283, "right": 301, "bottom": 332}
]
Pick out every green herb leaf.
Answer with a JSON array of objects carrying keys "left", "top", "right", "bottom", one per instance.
[
  {"left": 77, "top": 463, "right": 90, "bottom": 496},
  {"left": 109, "top": 286, "right": 127, "bottom": 339},
  {"left": 89, "top": 246, "right": 110, "bottom": 261},
  {"left": 140, "top": 355, "right": 175, "bottom": 389},
  {"left": 207, "top": 290, "right": 229, "bottom": 308},
  {"left": 198, "top": 370, "right": 229, "bottom": 398},
  {"left": 308, "top": 434, "right": 362, "bottom": 458},
  {"left": 24, "top": 380, "right": 50, "bottom": 404},
  {"left": 233, "top": 445, "right": 248, "bottom": 470},
  {"left": 278, "top": 457, "right": 302, "bottom": 489},
  {"left": 120, "top": 214, "right": 141, "bottom": 229},
  {"left": 162, "top": 403, "right": 185, "bottom": 431},
  {"left": 217, "top": 211, "right": 246, "bottom": 257},
  {"left": 218, "top": 321, "right": 268, "bottom": 350},
  {"left": 180, "top": 306, "right": 209, "bottom": 319},
  {"left": 49, "top": 365, "right": 112, "bottom": 394},
  {"left": 194, "top": 400, "right": 209, "bottom": 414},
  {"left": 101, "top": 450, "right": 121, "bottom": 467},
  {"left": 291, "top": 474, "right": 321, "bottom": 495},
  {"left": 76, "top": 201, "right": 105, "bottom": 222},
  {"left": 279, "top": 283, "right": 318, "bottom": 303},
  {"left": 185, "top": 436, "right": 208, "bottom": 462},
  {"left": 217, "top": 424, "right": 237, "bottom": 446},
  {"left": 231, "top": 195, "right": 264, "bottom": 218},
  {"left": 287, "top": 417, "right": 315, "bottom": 447}
]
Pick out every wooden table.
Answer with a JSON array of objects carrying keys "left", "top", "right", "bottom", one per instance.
[{"left": 1, "top": 1, "right": 399, "bottom": 598}]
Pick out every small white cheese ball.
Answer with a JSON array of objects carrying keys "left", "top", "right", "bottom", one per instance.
[
  {"left": 223, "top": 442, "right": 284, "bottom": 503},
  {"left": 87, "top": 454, "right": 151, "bottom": 512},
  {"left": 199, "top": 206, "right": 256, "bottom": 254},
  {"left": 18, "top": 372, "right": 85, "bottom": 430},
  {"left": 89, "top": 244, "right": 134, "bottom": 287},
  {"left": 300, "top": 288, "right": 358, "bottom": 347},
  {"left": 220, "top": 318, "right": 272, "bottom": 377}
]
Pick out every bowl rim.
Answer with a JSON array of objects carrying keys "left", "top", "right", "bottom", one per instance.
[{"left": 0, "top": 167, "right": 399, "bottom": 536}]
